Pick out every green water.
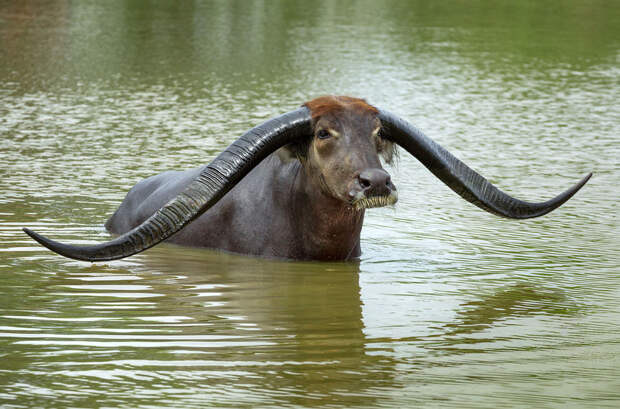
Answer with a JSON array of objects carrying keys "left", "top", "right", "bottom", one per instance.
[{"left": 1, "top": 1, "right": 619, "bottom": 407}]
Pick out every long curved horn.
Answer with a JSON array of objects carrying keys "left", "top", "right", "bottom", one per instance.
[
  {"left": 378, "top": 109, "right": 591, "bottom": 219},
  {"left": 24, "top": 107, "right": 312, "bottom": 261}
]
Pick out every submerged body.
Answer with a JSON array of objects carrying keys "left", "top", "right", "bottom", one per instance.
[{"left": 105, "top": 155, "right": 365, "bottom": 261}]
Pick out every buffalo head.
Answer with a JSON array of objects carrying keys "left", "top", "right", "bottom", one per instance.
[{"left": 279, "top": 96, "right": 397, "bottom": 210}]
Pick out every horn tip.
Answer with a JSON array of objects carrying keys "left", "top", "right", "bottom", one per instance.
[
  {"left": 575, "top": 172, "right": 593, "bottom": 191},
  {"left": 23, "top": 227, "right": 41, "bottom": 242},
  {"left": 23, "top": 227, "right": 92, "bottom": 262},
  {"left": 23, "top": 227, "right": 57, "bottom": 252}
]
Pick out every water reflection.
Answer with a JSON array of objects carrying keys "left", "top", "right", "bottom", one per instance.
[
  {"left": 141, "top": 247, "right": 398, "bottom": 406},
  {"left": 442, "top": 282, "right": 581, "bottom": 344},
  {"left": 2, "top": 0, "right": 617, "bottom": 92},
  {"left": 1, "top": 246, "right": 398, "bottom": 407}
]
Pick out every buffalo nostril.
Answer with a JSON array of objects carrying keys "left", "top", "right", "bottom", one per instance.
[
  {"left": 358, "top": 169, "right": 392, "bottom": 196},
  {"left": 359, "top": 177, "right": 371, "bottom": 189}
]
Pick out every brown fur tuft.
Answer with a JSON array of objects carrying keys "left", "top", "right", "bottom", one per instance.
[{"left": 304, "top": 95, "right": 378, "bottom": 120}]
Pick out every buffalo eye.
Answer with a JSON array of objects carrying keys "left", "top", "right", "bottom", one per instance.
[{"left": 316, "top": 129, "right": 331, "bottom": 139}]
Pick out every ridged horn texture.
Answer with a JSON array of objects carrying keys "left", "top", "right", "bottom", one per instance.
[
  {"left": 378, "top": 109, "right": 591, "bottom": 219},
  {"left": 24, "top": 107, "right": 312, "bottom": 262}
]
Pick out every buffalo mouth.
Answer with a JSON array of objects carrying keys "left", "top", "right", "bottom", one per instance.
[{"left": 352, "top": 192, "right": 398, "bottom": 210}]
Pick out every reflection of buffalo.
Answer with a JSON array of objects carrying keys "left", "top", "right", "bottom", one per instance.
[
  {"left": 25, "top": 96, "right": 590, "bottom": 261},
  {"left": 137, "top": 247, "right": 398, "bottom": 407}
]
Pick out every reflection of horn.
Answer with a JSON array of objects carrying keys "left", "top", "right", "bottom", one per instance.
[
  {"left": 23, "top": 108, "right": 312, "bottom": 261},
  {"left": 444, "top": 282, "right": 575, "bottom": 337},
  {"left": 379, "top": 109, "right": 591, "bottom": 218}
]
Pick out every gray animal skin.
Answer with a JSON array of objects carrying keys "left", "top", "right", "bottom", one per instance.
[{"left": 105, "top": 157, "right": 368, "bottom": 261}]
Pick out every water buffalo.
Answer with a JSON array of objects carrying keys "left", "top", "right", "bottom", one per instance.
[{"left": 24, "top": 96, "right": 591, "bottom": 261}]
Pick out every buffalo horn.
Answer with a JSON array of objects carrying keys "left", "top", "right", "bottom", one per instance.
[
  {"left": 23, "top": 107, "right": 312, "bottom": 261},
  {"left": 378, "top": 109, "right": 591, "bottom": 219}
]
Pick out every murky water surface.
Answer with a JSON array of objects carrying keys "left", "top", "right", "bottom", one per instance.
[{"left": 1, "top": 1, "right": 619, "bottom": 407}]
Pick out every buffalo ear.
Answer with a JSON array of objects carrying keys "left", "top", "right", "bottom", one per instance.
[
  {"left": 379, "top": 139, "right": 398, "bottom": 165},
  {"left": 276, "top": 139, "right": 310, "bottom": 163},
  {"left": 276, "top": 144, "right": 299, "bottom": 163},
  {"left": 376, "top": 127, "right": 398, "bottom": 165}
]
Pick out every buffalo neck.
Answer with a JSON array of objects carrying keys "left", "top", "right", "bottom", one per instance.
[{"left": 289, "top": 163, "right": 365, "bottom": 261}]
